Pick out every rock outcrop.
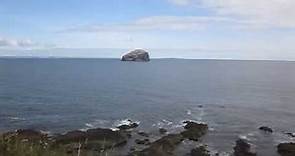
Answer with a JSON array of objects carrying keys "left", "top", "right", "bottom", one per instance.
[
  {"left": 234, "top": 139, "right": 256, "bottom": 156},
  {"left": 130, "top": 134, "right": 184, "bottom": 156},
  {"left": 181, "top": 121, "right": 208, "bottom": 141},
  {"left": 190, "top": 146, "right": 210, "bottom": 156},
  {"left": 116, "top": 120, "right": 139, "bottom": 130},
  {"left": 121, "top": 49, "right": 150, "bottom": 62},
  {"left": 159, "top": 128, "right": 168, "bottom": 134},
  {"left": 129, "top": 121, "right": 208, "bottom": 156},
  {"left": 259, "top": 126, "right": 273, "bottom": 133},
  {"left": 277, "top": 143, "right": 295, "bottom": 156}
]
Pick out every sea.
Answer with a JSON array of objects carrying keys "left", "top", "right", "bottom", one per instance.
[{"left": 1, "top": 58, "right": 295, "bottom": 155}]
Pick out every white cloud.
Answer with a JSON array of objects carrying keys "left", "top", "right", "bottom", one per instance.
[
  {"left": 0, "top": 37, "right": 34, "bottom": 47},
  {"left": 61, "top": 16, "right": 244, "bottom": 33},
  {"left": 168, "top": 0, "right": 295, "bottom": 28},
  {"left": 167, "top": 0, "right": 193, "bottom": 6},
  {"left": 0, "top": 37, "right": 55, "bottom": 49}
]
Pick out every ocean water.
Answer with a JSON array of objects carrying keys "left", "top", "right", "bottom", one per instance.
[{"left": 1, "top": 58, "right": 295, "bottom": 155}]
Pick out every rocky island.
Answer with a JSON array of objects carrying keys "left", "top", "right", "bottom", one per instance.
[{"left": 121, "top": 49, "right": 150, "bottom": 62}]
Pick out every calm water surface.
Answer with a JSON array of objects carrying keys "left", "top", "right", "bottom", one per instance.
[{"left": 1, "top": 58, "right": 295, "bottom": 155}]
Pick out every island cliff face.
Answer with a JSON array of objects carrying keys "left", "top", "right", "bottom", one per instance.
[{"left": 121, "top": 49, "right": 150, "bottom": 62}]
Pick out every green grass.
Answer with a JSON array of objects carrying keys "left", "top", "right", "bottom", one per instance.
[
  {"left": 0, "top": 134, "right": 118, "bottom": 156},
  {"left": 0, "top": 135, "right": 67, "bottom": 156}
]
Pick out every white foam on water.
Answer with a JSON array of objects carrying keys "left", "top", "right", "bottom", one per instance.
[
  {"left": 239, "top": 135, "right": 249, "bottom": 140},
  {"left": 85, "top": 119, "right": 110, "bottom": 128},
  {"left": 40, "top": 130, "right": 51, "bottom": 135},
  {"left": 81, "top": 119, "right": 112, "bottom": 131},
  {"left": 114, "top": 119, "right": 140, "bottom": 127},
  {"left": 188, "top": 106, "right": 206, "bottom": 122},
  {"left": 162, "top": 119, "right": 173, "bottom": 125},
  {"left": 8, "top": 117, "right": 25, "bottom": 121},
  {"left": 79, "top": 128, "right": 88, "bottom": 132},
  {"left": 85, "top": 123, "right": 95, "bottom": 128},
  {"left": 209, "top": 127, "right": 215, "bottom": 131},
  {"left": 154, "top": 119, "right": 174, "bottom": 128},
  {"left": 110, "top": 128, "right": 120, "bottom": 131}
]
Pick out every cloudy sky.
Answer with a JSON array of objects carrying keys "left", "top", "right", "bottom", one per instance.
[{"left": 1, "top": 0, "right": 295, "bottom": 59}]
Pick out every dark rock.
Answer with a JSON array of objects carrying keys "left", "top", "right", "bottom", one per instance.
[
  {"left": 121, "top": 49, "right": 150, "bottom": 62},
  {"left": 285, "top": 133, "right": 295, "bottom": 138},
  {"left": 117, "top": 122, "right": 139, "bottom": 130},
  {"left": 130, "top": 147, "right": 136, "bottom": 152},
  {"left": 130, "top": 134, "right": 184, "bottom": 156},
  {"left": 16, "top": 129, "right": 46, "bottom": 140},
  {"left": 277, "top": 142, "right": 295, "bottom": 156},
  {"left": 126, "top": 132, "right": 132, "bottom": 138},
  {"left": 159, "top": 128, "right": 168, "bottom": 134},
  {"left": 198, "top": 105, "right": 203, "bottom": 108},
  {"left": 86, "top": 128, "right": 123, "bottom": 141},
  {"left": 55, "top": 130, "right": 86, "bottom": 144},
  {"left": 259, "top": 126, "right": 273, "bottom": 133},
  {"left": 181, "top": 121, "right": 208, "bottom": 141},
  {"left": 234, "top": 139, "right": 256, "bottom": 156},
  {"left": 190, "top": 146, "right": 210, "bottom": 156},
  {"left": 54, "top": 128, "right": 127, "bottom": 151},
  {"left": 135, "top": 139, "right": 150, "bottom": 145},
  {"left": 138, "top": 131, "right": 149, "bottom": 137}
]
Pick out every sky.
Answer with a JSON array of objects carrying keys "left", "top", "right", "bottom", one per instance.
[{"left": 1, "top": 0, "right": 295, "bottom": 60}]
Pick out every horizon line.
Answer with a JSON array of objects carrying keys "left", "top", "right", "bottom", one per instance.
[{"left": 0, "top": 56, "right": 295, "bottom": 62}]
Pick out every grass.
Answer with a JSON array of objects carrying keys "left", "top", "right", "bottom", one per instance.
[
  {"left": 0, "top": 135, "right": 67, "bottom": 156},
  {"left": 0, "top": 134, "right": 118, "bottom": 156}
]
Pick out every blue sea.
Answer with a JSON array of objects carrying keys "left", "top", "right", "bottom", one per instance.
[{"left": 1, "top": 58, "right": 295, "bottom": 155}]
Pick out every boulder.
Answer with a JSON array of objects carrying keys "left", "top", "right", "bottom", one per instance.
[
  {"left": 135, "top": 139, "right": 150, "bottom": 145},
  {"left": 159, "top": 128, "right": 168, "bottom": 134},
  {"left": 190, "top": 146, "right": 210, "bottom": 156},
  {"left": 130, "top": 134, "right": 184, "bottom": 156},
  {"left": 277, "top": 143, "right": 295, "bottom": 156},
  {"left": 54, "top": 128, "right": 127, "bottom": 151},
  {"left": 121, "top": 49, "right": 150, "bottom": 62},
  {"left": 117, "top": 122, "right": 139, "bottom": 130},
  {"left": 234, "top": 139, "right": 256, "bottom": 156},
  {"left": 259, "top": 126, "right": 273, "bottom": 133},
  {"left": 181, "top": 121, "right": 208, "bottom": 141},
  {"left": 138, "top": 131, "right": 149, "bottom": 137},
  {"left": 285, "top": 132, "right": 295, "bottom": 138}
]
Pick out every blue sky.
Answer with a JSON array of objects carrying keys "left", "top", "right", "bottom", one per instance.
[{"left": 1, "top": 0, "right": 295, "bottom": 60}]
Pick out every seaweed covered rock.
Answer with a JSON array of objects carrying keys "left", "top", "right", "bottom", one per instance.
[
  {"left": 121, "top": 49, "right": 150, "bottom": 62},
  {"left": 285, "top": 132, "right": 295, "bottom": 138},
  {"left": 190, "top": 146, "right": 210, "bottom": 156},
  {"left": 138, "top": 131, "right": 149, "bottom": 137},
  {"left": 55, "top": 130, "right": 86, "bottom": 144},
  {"left": 234, "top": 139, "right": 256, "bottom": 156},
  {"left": 259, "top": 126, "right": 273, "bottom": 133},
  {"left": 54, "top": 128, "right": 127, "bottom": 151},
  {"left": 159, "top": 128, "right": 168, "bottom": 134},
  {"left": 135, "top": 139, "right": 150, "bottom": 145},
  {"left": 116, "top": 120, "right": 139, "bottom": 130},
  {"left": 130, "top": 134, "right": 184, "bottom": 156},
  {"left": 277, "top": 143, "right": 295, "bottom": 156},
  {"left": 181, "top": 121, "right": 208, "bottom": 141}
]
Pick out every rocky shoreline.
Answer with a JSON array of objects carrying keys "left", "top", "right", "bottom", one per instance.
[{"left": 0, "top": 121, "right": 294, "bottom": 156}]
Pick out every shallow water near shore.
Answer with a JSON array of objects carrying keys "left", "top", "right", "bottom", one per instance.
[{"left": 1, "top": 58, "right": 295, "bottom": 155}]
